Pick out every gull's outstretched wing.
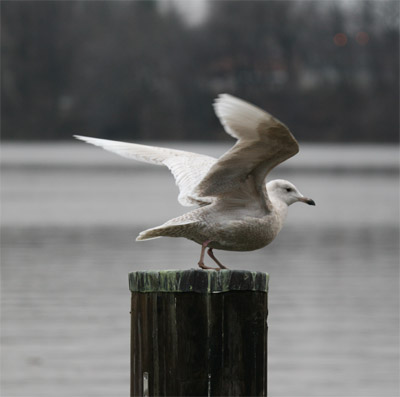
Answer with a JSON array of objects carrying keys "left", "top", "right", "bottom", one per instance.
[
  {"left": 195, "top": 94, "right": 299, "bottom": 209},
  {"left": 74, "top": 135, "right": 217, "bottom": 206}
]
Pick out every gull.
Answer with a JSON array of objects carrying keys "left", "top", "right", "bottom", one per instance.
[{"left": 74, "top": 94, "right": 315, "bottom": 270}]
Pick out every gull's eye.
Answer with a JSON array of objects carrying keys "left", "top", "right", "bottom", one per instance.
[{"left": 285, "top": 187, "right": 293, "bottom": 192}]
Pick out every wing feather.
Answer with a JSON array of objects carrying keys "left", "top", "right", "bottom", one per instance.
[
  {"left": 195, "top": 94, "right": 299, "bottom": 207},
  {"left": 74, "top": 135, "right": 216, "bottom": 206}
]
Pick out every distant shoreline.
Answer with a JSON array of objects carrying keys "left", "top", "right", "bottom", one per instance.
[{"left": 1, "top": 142, "right": 398, "bottom": 174}]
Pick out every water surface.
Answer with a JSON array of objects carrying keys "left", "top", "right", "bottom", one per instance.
[{"left": 1, "top": 143, "right": 399, "bottom": 396}]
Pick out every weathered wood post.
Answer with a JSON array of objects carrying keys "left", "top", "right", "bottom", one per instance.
[{"left": 129, "top": 269, "right": 268, "bottom": 396}]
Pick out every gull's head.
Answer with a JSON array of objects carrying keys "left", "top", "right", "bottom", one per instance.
[{"left": 266, "top": 179, "right": 316, "bottom": 207}]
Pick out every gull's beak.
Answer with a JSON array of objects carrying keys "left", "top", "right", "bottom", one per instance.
[{"left": 299, "top": 197, "right": 316, "bottom": 206}]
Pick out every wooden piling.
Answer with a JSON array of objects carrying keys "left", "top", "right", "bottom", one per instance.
[{"left": 129, "top": 269, "right": 269, "bottom": 396}]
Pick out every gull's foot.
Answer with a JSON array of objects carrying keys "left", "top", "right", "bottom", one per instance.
[
  {"left": 198, "top": 261, "right": 221, "bottom": 271},
  {"left": 198, "top": 240, "right": 218, "bottom": 270},
  {"left": 207, "top": 248, "right": 228, "bottom": 269}
]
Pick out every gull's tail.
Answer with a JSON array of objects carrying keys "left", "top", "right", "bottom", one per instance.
[
  {"left": 136, "top": 219, "right": 197, "bottom": 241},
  {"left": 136, "top": 227, "right": 164, "bottom": 241}
]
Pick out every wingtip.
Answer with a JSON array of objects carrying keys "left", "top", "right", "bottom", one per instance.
[
  {"left": 214, "top": 93, "right": 249, "bottom": 111},
  {"left": 213, "top": 93, "right": 237, "bottom": 113},
  {"left": 73, "top": 135, "right": 102, "bottom": 145},
  {"left": 215, "top": 93, "right": 234, "bottom": 102},
  {"left": 73, "top": 135, "right": 88, "bottom": 141},
  {"left": 219, "top": 92, "right": 233, "bottom": 98}
]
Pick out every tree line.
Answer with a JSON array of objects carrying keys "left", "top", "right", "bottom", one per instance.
[{"left": 1, "top": 0, "right": 399, "bottom": 142}]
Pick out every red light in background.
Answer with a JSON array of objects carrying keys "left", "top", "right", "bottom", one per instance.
[
  {"left": 356, "top": 31, "right": 369, "bottom": 45},
  {"left": 333, "top": 33, "right": 348, "bottom": 47}
]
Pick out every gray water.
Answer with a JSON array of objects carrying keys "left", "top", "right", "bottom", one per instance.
[{"left": 1, "top": 143, "right": 399, "bottom": 397}]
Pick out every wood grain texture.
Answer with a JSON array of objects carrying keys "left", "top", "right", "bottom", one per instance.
[
  {"left": 129, "top": 269, "right": 269, "bottom": 293},
  {"left": 130, "top": 270, "right": 268, "bottom": 396}
]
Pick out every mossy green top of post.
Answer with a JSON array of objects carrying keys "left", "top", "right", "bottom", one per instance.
[{"left": 129, "top": 269, "right": 269, "bottom": 294}]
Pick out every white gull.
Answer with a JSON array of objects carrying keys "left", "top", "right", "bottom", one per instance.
[{"left": 74, "top": 94, "right": 315, "bottom": 270}]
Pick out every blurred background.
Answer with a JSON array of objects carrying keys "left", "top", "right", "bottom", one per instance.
[
  {"left": 1, "top": 1, "right": 399, "bottom": 396},
  {"left": 2, "top": 0, "right": 399, "bottom": 142}
]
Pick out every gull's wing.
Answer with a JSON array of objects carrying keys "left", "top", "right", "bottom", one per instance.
[
  {"left": 195, "top": 94, "right": 299, "bottom": 208},
  {"left": 74, "top": 135, "right": 217, "bottom": 206}
]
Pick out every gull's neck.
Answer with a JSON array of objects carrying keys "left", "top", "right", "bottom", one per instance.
[{"left": 269, "top": 195, "right": 289, "bottom": 224}]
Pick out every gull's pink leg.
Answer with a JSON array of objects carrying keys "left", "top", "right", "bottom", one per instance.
[
  {"left": 198, "top": 240, "right": 219, "bottom": 271},
  {"left": 207, "top": 248, "right": 228, "bottom": 269}
]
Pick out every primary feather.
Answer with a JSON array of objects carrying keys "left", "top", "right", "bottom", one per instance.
[
  {"left": 73, "top": 135, "right": 216, "bottom": 206},
  {"left": 195, "top": 94, "right": 299, "bottom": 207}
]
